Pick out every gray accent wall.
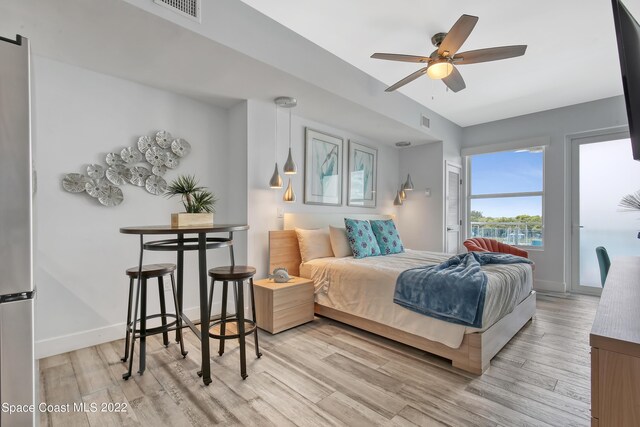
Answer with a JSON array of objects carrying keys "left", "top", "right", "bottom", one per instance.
[{"left": 462, "top": 95, "right": 629, "bottom": 292}]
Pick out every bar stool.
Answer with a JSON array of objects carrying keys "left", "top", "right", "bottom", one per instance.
[
  {"left": 206, "top": 265, "right": 261, "bottom": 379},
  {"left": 122, "top": 263, "right": 187, "bottom": 380}
]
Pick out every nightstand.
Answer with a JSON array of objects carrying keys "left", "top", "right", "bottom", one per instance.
[{"left": 253, "top": 276, "right": 314, "bottom": 334}]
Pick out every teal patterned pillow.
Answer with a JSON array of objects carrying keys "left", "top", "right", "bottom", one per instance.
[
  {"left": 344, "top": 218, "right": 381, "bottom": 259},
  {"left": 370, "top": 219, "right": 404, "bottom": 255}
]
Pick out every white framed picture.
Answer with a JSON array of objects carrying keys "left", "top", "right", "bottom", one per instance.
[
  {"left": 347, "top": 140, "right": 377, "bottom": 208},
  {"left": 304, "top": 128, "right": 343, "bottom": 206}
]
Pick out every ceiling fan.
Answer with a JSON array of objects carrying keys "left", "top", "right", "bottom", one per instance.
[{"left": 371, "top": 14, "right": 527, "bottom": 93}]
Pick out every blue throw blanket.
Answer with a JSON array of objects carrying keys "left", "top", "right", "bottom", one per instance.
[{"left": 393, "top": 252, "right": 533, "bottom": 328}]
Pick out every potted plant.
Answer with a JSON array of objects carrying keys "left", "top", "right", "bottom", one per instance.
[{"left": 166, "top": 175, "right": 217, "bottom": 227}]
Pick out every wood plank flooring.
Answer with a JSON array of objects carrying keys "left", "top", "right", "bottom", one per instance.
[{"left": 39, "top": 293, "right": 598, "bottom": 426}]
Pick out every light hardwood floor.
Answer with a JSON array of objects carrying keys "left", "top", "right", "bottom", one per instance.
[{"left": 39, "top": 293, "right": 598, "bottom": 427}]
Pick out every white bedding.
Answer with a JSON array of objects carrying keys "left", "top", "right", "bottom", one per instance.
[{"left": 300, "top": 249, "right": 533, "bottom": 349}]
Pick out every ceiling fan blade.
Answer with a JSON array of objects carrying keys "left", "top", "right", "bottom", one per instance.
[
  {"left": 371, "top": 53, "right": 431, "bottom": 63},
  {"left": 385, "top": 67, "right": 428, "bottom": 92},
  {"left": 438, "top": 14, "right": 479, "bottom": 56},
  {"left": 442, "top": 66, "right": 466, "bottom": 93},
  {"left": 454, "top": 45, "right": 527, "bottom": 65}
]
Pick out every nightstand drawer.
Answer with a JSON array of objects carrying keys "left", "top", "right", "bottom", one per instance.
[
  {"left": 273, "top": 282, "right": 314, "bottom": 311},
  {"left": 272, "top": 302, "right": 314, "bottom": 333}
]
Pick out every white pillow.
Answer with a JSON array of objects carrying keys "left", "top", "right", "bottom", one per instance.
[
  {"left": 329, "top": 226, "right": 353, "bottom": 258},
  {"left": 295, "top": 227, "right": 334, "bottom": 262}
]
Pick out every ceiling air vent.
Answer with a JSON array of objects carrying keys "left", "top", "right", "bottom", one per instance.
[
  {"left": 420, "top": 114, "right": 430, "bottom": 129},
  {"left": 154, "top": 0, "right": 201, "bottom": 22}
]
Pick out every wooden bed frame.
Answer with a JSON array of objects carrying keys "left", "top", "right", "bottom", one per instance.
[{"left": 269, "top": 229, "right": 536, "bottom": 374}]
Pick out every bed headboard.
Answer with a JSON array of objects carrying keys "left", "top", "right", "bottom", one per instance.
[
  {"left": 268, "top": 212, "right": 395, "bottom": 276},
  {"left": 269, "top": 230, "right": 301, "bottom": 276}
]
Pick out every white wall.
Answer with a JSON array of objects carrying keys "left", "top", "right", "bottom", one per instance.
[
  {"left": 396, "top": 142, "right": 444, "bottom": 251},
  {"left": 396, "top": 111, "right": 463, "bottom": 253},
  {"left": 228, "top": 101, "right": 249, "bottom": 265},
  {"left": 246, "top": 99, "right": 400, "bottom": 278},
  {"left": 462, "top": 96, "right": 629, "bottom": 293},
  {"left": 33, "top": 57, "right": 243, "bottom": 358}
]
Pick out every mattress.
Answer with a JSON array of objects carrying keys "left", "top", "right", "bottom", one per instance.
[{"left": 300, "top": 249, "right": 533, "bottom": 349}]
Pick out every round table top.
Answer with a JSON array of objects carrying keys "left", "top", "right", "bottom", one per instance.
[{"left": 120, "top": 224, "right": 249, "bottom": 235}]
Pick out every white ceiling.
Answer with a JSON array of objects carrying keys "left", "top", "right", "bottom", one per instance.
[
  {"left": 240, "top": 0, "right": 639, "bottom": 127},
  {"left": 0, "top": 0, "right": 438, "bottom": 146}
]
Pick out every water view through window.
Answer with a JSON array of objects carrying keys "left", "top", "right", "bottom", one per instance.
[
  {"left": 468, "top": 148, "right": 544, "bottom": 246},
  {"left": 578, "top": 139, "right": 640, "bottom": 287}
]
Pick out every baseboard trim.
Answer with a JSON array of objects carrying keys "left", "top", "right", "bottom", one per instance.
[
  {"left": 35, "top": 304, "right": 215, "bottom": 359},
  {"left": 533, "top": 279, "right": 566, "bottom": 293}
]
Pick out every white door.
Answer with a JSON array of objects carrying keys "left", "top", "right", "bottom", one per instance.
[
  {"left": 570, "top": 130, "right": 634, "bottom": 295},
  {"left": 445, "top": 163, "right": 462, "bottom": 254}
]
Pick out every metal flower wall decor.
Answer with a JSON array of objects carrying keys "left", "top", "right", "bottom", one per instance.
[{"left": 61, "top": 130, "right": 192, "bottom": 207}]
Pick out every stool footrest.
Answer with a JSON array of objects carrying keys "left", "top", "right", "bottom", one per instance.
[
  {"left": 128, "top": 313, "right": 180, "bottom": 337},
  {"left": 208, "top": 319, "right": 257, "bottom": 339}
]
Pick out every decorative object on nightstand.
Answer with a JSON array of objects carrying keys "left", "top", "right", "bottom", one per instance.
[
  {"left": 166, "top": 174, "right": 217, "bottom": 227},
  {"left": 268, "top": 267, "right": 292, "bottom": 283},
  {"left": 253, "top": 276, "right": 314, "bottom": 334}
]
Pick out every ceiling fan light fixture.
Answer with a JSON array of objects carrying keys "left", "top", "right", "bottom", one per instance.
[{"left": 426, "top": 60, "right": 453, "bottom": 80}]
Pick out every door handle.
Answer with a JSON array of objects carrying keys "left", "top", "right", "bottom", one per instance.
[{"left": 446, "top": 227, "right": 453, "bottom": 231}]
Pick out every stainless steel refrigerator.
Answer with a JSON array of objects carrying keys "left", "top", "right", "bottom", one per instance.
[{"left": 0, "top": 34, "right": 36, "bottom": 427}]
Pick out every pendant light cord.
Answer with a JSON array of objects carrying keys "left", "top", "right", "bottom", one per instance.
[
  {"left": 288, "top": 108, "right": 292, "bottom": 148},
  {"left": 275, "top": 104, "right": 278, "bottom": 161}
]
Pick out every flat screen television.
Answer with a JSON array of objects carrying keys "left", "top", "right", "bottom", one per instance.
[{"left": 611, "top": 0, "right": 640, "bottom": 160}]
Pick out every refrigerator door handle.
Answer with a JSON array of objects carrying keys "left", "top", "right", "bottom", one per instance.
[{"left": 0, "top": 291, "right": 35, "bottom": 304}]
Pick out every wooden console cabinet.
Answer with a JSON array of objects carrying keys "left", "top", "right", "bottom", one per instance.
[{"left": 590, "top": 257, "right": 640, "bottom": 426}]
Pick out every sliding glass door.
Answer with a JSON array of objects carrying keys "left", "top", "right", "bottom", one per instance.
[{"left": 570, "top": 131, "right": 638, "bottom": 294}]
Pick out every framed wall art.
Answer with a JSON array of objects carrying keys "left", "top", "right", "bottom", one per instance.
[
  {"left": 304, "top": 128, "right": 343, "bottom": 206},
  {"left": 347, "top": 140, "right": 377, "bottom": 208}
]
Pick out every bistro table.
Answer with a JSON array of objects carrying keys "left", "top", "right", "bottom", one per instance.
[{"left": 120, "top": 224, "right": 249, "bottom": 386}]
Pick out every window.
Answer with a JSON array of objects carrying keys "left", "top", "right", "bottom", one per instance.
[{"left": 466, "top": 147, "right": 544, "bottom": 247}]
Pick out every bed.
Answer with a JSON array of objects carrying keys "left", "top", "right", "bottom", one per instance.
[{"left": 269, "top": 213, "right": 536, "bottom": 374}]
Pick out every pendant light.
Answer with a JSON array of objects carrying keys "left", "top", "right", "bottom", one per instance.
[
  {"left": 275, "top": 97, "right": 298, "bottom": 202},
  {"left": 283, "top": 178, "right": 296, "bottom": 203},
  {"left": 269, "top": 99, "right": 283, "bottom": 189},
  {"left": 276, "top": 97, "right": 298, "bottom": 174},
  {"left": 399, "top": 186, "right": 407, "bottom": 201},
  {"left": 394, "top": 190, "right": 403, "bottom": 206},
  {"left": 403, "top": 174, "right": 414, "bottom": 191}
]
